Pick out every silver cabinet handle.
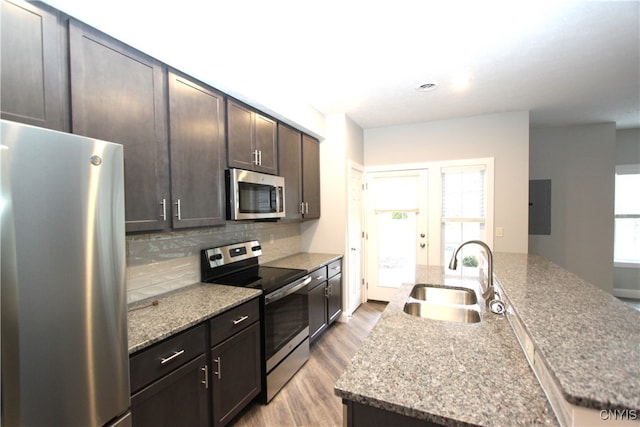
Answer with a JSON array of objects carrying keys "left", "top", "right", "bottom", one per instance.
[
  {"left": 252, "top": 149, "right": 259, "bottom": 165},
  {"left": 257, "top": 150, "right": 262, "bottom": 166},
  {"left": 213, "top": 356, "right": 221, "bottom": 379},
  {"left": 160, "top": 198, "right": 167, "bottom": 221},
  {"left": 306, "top": 202, "right": 310, "bottom": 214},
  {"left": 175, "top": 199, "right": 182, "bottom": 220},
  {"left": 160, "top": 349, "right": 185, "bottom": 364},
  {"left": 201, "top": 365, "right": 209, "bottom": 389},
  {"left": 300, "top": 202, "right": 305, "bottom": 214},
  {"left": 232, "top": 315, "right": 249, "bottom": 325}
]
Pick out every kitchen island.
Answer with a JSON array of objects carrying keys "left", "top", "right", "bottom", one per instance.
[{"left": 335, "top": 253, "right": 640, "bottom": 426}]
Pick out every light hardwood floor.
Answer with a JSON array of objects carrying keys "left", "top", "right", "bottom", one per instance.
[{"left": 231, "top": 301, "right": 387, "bottom": 427}]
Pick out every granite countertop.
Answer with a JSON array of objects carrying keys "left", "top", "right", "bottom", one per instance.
[
  {"left": 335, "top": 266, "right": 558, "bottom": 426},
  {"left": 127, "top": 252, "right": 339, "bottom": 354},
  {"left": 335, "top": 253, "right": 640, "bottom": 426},
  {"left": 493, "top": 253, "right": 640, "bottom": 412},
  {"left": 264, "top": 252, "right": 342, "bottom": 271},
  {"left": 128, "top": 283, "right": 261, "bottom": 354}
]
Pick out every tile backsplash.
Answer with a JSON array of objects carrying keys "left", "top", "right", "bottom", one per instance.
[{"left": 126, "top": 221, "right": 301, "bottom": 303}]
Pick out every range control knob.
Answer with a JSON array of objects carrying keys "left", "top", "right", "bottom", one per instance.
[{"left": 209, "top": 253, "right": 223, "bottom": 262}]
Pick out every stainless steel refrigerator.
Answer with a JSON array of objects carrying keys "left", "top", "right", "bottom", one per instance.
[{"left": 1, "top": 120, "right": 131, "bottom": 426}]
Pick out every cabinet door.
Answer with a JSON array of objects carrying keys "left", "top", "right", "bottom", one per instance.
[
  {"left": 302, "top": 134, "right": 321, "bottom": 219},
  {"left": 211, "top": 322, "right": 261, "bottom": 427},
  {"left": 1, "top": 0, "right": 68, "bottom": 131},
  {"left": 278, "top": 124, "right": 302, "bottom": 220},
  {"left": 227, "top": 100, "right": 254, "bottom": 170},
  {"left": 308, "top": 282, "right": 328, "bottom": 342},
  {"left": 253, "top": 113, "right": 277, "bottom": 175},
  {"left": 328, "top": 273, "right": 342, "bottom": 325},
  {"left": 168, "top": 71, "right": 226, "bottom": 228},
  {"left": 69, "top": 20, "right": 169, "bottom": 233},
  {"left": 131, "top": 354, "right": 209, "bottom": 427}
]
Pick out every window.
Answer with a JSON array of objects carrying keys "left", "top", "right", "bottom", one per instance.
[
  {"left": 614, "top": 164, "right": 640, "bottom": 265},
  {"left": 441, "top": 165, "right": 487, "bottom": 264}
]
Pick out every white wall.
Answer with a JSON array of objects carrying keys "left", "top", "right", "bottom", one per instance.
[
  {"left": 302, "top": 113, "right": 364, "bottom": 254},
  {"left": 529, "top": 123, "right": 616, "bottom": 294},
  {"left": 614, "top": 128, "right": 640, "bottom": 298},
  {"left": 364, "top": 111, "right": 530, "bottom": 254}
]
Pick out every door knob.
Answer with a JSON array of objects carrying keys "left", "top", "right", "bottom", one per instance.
[
  {"left": 420, "top": 243, "right": 426, "bottom": 248},
  {"left": 420, "top": 233, "right": 425, "bottom": 238}
]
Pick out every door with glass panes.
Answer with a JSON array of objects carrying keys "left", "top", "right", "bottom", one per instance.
[{"left": 366, "top": 170, "right": 428, "bottom": 301}]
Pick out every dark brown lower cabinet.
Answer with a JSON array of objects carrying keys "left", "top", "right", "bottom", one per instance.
[
  {"left": 211, "top": 322, "right": 261, "bottom": 427},
  {"left": 131, "top": 354, "right": 209, "bottom": 427},
  {"left": 308, "top": 258, "right": 343, "bottom": 344},
  {"left": 328, "top": 273, "right": 343, "bottom": 324},
  {"left": 344, "top": 401, "right": 441, "bottom": 427},
  {"left": 308, "top": 280, "right": 329, "bottom": 341},
  {"left": 130, "top": 298, "right": 261, "bottom": 427}
]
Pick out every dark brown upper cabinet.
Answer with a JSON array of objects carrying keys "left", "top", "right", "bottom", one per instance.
[
  {"left": 278, "top": 124, "right": 303, "bottom": 220},
  {"left": 69, "top": 20, "right": 170, "bottom": 233},
  {"left": 1, "top": 0, "right": 69, "bottom": 131},
  {"left": 301, "top": 134, "right": 321, "bottom": 219},
  {"left": 168, "top": 71, "right": 226, "bottom": 229},
  {"left": 278, "top": 126, "right": 321, "bottom": 220},
  {"left": 227, "top": 99, "right": 278, "bottom": 175}
]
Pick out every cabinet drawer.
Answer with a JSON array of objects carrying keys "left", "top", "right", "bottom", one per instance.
[
  {"left": 328, "top": 259, "right": 342, "bottom": 278},
  {"left": 308, "top": 266, "right": 327, "bottom": 290},
  {"left": 130, "top": 324, "right": 206, "bottom": 394},
  {"left": 210, "top": 298, "right": 260, "bottom": 347}
]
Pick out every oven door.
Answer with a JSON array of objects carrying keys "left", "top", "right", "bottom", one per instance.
[{"left": 264, "top": 276, "right": 311, "bottom": 372}]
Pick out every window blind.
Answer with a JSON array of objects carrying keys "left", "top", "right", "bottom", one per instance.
[
  {"left": 441, "top": 165, "right": 486, "bottom": 220},
  {"left": 373, "top": 174, "right": 419, "bottom": 212}
]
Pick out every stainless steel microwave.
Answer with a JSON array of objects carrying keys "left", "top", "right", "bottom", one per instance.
[{"left": 226, "top": 168, "right": 285, "bottom": 220}]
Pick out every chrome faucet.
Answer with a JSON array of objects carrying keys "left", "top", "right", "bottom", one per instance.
[{"left": 448, "top": 240, "right": 501, "bottom": 312}]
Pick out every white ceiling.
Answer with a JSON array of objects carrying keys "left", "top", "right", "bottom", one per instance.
[{"left": 45, "top": 0, "right": 640, "bottom": 130}]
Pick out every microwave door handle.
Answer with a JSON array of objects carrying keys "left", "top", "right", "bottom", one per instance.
[
  {"left": 278, "top": 187, "right": 284, "bottom": 213},
  {"left": 271, "top": 186, "right": 284, "bottom": 213}
]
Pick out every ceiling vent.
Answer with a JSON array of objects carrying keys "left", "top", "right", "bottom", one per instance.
[{"left": 415, "top": 82, "right": 438, "bottom": 92}]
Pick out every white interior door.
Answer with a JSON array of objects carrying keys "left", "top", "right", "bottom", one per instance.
[
  {"left": 347, "top": 164, "right": 364, "bottom": 315},
  {"left": 366, "top": 169, "right": 428, "bottom": 301}
]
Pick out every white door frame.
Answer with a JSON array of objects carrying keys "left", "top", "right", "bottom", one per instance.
[{"left": 345, "top": 160, "right": 365, "bottom": 316}]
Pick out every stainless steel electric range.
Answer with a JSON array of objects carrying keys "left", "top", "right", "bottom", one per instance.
[{"left": 201, "top": 241, "right": 310, "bottom": 402}]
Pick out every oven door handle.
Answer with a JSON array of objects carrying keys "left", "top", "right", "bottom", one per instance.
[{"left": 265, "top": 275, "right": 311, "bottom": 304}]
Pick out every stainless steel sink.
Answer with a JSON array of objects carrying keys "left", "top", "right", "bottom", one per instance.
[
  {"left": 403, "top": 302, "right": 481, "bottom": 323},
  {"left": 409, "top": 284, "right": 478, "bottom": 305}
]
